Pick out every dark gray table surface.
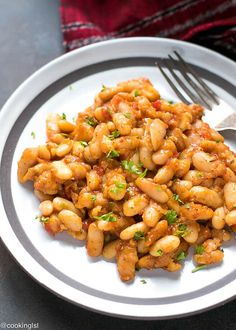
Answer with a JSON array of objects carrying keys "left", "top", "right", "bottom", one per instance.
[{"left": 0, "top": 1, "right": 236, "bottom": 329}]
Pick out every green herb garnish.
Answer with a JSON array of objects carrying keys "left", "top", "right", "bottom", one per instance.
[
  {"left": 134, "top": 231, "right": 145, "bottom": 241},
  {"left": 139, "top": 168, "right": 148, "bottom": 179},
  {"left": 107, "top": 107, "right": 113, "bottom": 115},
  {"left": 95, "top": 212, "right": 117, "bottom": 222},
  {"left": 184, "top": 203, "right": 191, "bottom": 209},
  {"left": 156, "top": 185, "right": 163, "bottom": 192},
  {"left": 175, "top": 224, "right": 188, "bottom": 237},
  {"left": 115, "top": 181, "right": 125, "bottom": 189},
  {"left": 61, "top": 113, "right": 66, "bottom": 120},
  {"left": 124, "top": 113, "right": 131, "bottom": 119},
  {"left": 61, "top": 133, "right": 69, "bottom": 138},
  {"left": 156, "top": 249, "right": 163, "bottom": 256},
  {"left": 165, "top": 209, "right": 178, "bottom": 225},
  {"left": 134, "top": 90, "right": 140, "bottom": 97},
  {"left": 140, "top": 279, "right": 147, "bottom": 284},
  {"left": 69, "top": 85, "right": 73, "bottom": 91},
  {"left": 121, "top": 160, "right": 142, "bottom": 176},
  {"left": 106, "top": 149, "right": 120, "bottom": 159},
  {"left": 196, "top": 171, "right": 203, "bottom": 178},
  {"left": 101, "top": 84, "right": 107, "bottom": 92},
  {"left": 195, "top": 245, "right": 205, "bottom": 255},
  {"left": 90, "top": 195, "right": 97, "bottom": 202},
  {"left": 176, "top": 251, "right": 186, "bottom": 261},
  {"left": 79, "top": 141, "right": 88, "bottom": 147},
  {"left": 192, "top": 265, "right": 207, "bottom": 273},
  {"left": 107, "top": 130, "right": 120, "bottom": 140},
  {"left": 31, "top": 131, "right": 36, "bottom": 139},
  {"left": 172, "top": 194, "right": 184, "bottom": 204},
  {"left": 110, "top": 181, "right": 126, "bottom": 194},
  {"left": 35, "top": 216, "right": 49, "bottom": 223},
  {"left": 86, "top": 117, "right": 98, "bottom": 127}
]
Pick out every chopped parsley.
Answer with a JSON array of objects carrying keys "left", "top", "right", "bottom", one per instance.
[
  {"left": 90, "top": 195, "right": 97, "bottom": 202},
  {"left": 61, "top": 133, "right": 69, "bottom": 138},
  {"left": 101, "top": 84, "right": 107, "bottom": 92},
  {"left": 79, "top": 141, "right": 88, "bottom": 147},
  {"left": 192, "top": 265, "right": 207, "bottom": 273},
  {"left": 184, "top": 203, "right": 191, "bottom": 209},
  {"left": 86, "top": 117, "right": 98, "bottom": 127},
  {"left": 107, "top": 130, "right": 120, "bottom": 140},
  {"left": 215, "top": 140, "right": 221, "bottom": 143},
  {"left": 172, "top": 194, "right": 184, "bottom": 204},
  {"left": 134, "top": 231, "right": 145, "bottom": 241},
  {"left": 31, "top": 131, "right": 36, "bottom": 139},
  {"left": 156, "top": 249, "right": 163, "bottom": 256},
  {"left": 121, "top": 160, "right": 147, "bottom": 178},
  {"left": 168, "top": 100, "right": 174, "bottom": 104},
  {"left": 139, "top": 168, "right": 148, "bottom": 179},
  {"left": 115, "top": 181, "right": 126, "bottom": 189},
  {"left": 196, "top": 171, "right": 203, "bottom": 178},
  {"left": 156, "top": 185, "right": 163, "bottom": 192},
  {"left": 124, "top": 112, "right": 131, "bottom": 119},
  {"left": 35, "top": 216, "right": 49, "bottom": 223},
  {"left": 140, "top": 279, "right": 147, "bottom": 284},
  {"left": 195, "top": 245, "right": 205, "bottom": 255},
  {"left": 107, "top": 107, "right": 113, "bottom": 115},
  {"left": 134, "top": 90, "right": 140, "bottom": 97},
  {"left": 175, "top": 224, "right": 188, "bottom": 237},
  {"left": 106, "top": 149, "right": 120, "bottom": 159},
  {"left": 95, "top": 212, "right": 117, "bottom": 222},
  {"left": 61, "top": 113, "right": 66, "bottom": 120},
  {"left": 110, "top": 181, "right": 126, "bottom": 194},
  {"left": 176, "top": 251, "right": 186, "bottom": 261},
  {"left": 165, "top": 209, "right": 178, "bottom": 225}
]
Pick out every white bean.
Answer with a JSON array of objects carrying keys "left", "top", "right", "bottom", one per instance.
[
  {"left": 212, "top": 207, "right": 225, "bottom": 229},
  {"left": 135, "top": 177, "right": 169, "bottom": 203},
  {"left": 120, "top": 222, "right": 149, "bottom": 240},
  {"left": 224, "top": 182, "right": 236, "bottom": 210},
  {"left": 58, "top": 209, "right": 82, "bottom": 232},
  {"left": 149, "top": 119, "right": 167, "bottom": 151},
  {"left": 150, "top": 235, "right": 180, "bottom": 256}
]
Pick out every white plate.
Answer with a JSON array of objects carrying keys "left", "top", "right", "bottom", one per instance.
[{"left": 0, "top": 37, "right": 236, "bottom": 320}]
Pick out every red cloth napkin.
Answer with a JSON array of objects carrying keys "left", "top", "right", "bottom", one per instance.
[{"left": 60, "top": 0, "right": 236, "bottom": 59}]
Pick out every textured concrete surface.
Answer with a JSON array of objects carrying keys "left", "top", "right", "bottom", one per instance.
[
  {"left": 0, "top": 0, "right": 63, "bottom": 107},
  {"left": 0, "top": 1, "right": 236, "bottom": 329}
]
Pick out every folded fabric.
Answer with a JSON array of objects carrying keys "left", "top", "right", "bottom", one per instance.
[{"left": 60, "top": 0, "right": 236, "bottom": 58}]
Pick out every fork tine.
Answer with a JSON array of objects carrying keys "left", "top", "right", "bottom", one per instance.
[
  {"left": 156, "top": 61, "right": 190, "bottom": 104},
  {"left": 168, "top": 55, "right": 212, "bottom": 109},
  {"left": 163, "top": 58, "right": 202, "bottom": 105},
  {"left": 174, "top": 51, "right": 219, "bottom": 105}
]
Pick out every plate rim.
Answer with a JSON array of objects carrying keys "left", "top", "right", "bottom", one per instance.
[{"left": 1, "top": 37, "right": 236, "bottom": 319}]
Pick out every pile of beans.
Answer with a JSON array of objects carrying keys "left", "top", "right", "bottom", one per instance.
[{"left": 18, "top": 78, "right": 236, "bottom": 281}]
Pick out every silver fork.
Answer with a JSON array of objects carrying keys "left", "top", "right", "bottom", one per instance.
[{"left": 157, "top": 51, "right": 236, "bottom": 132}]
